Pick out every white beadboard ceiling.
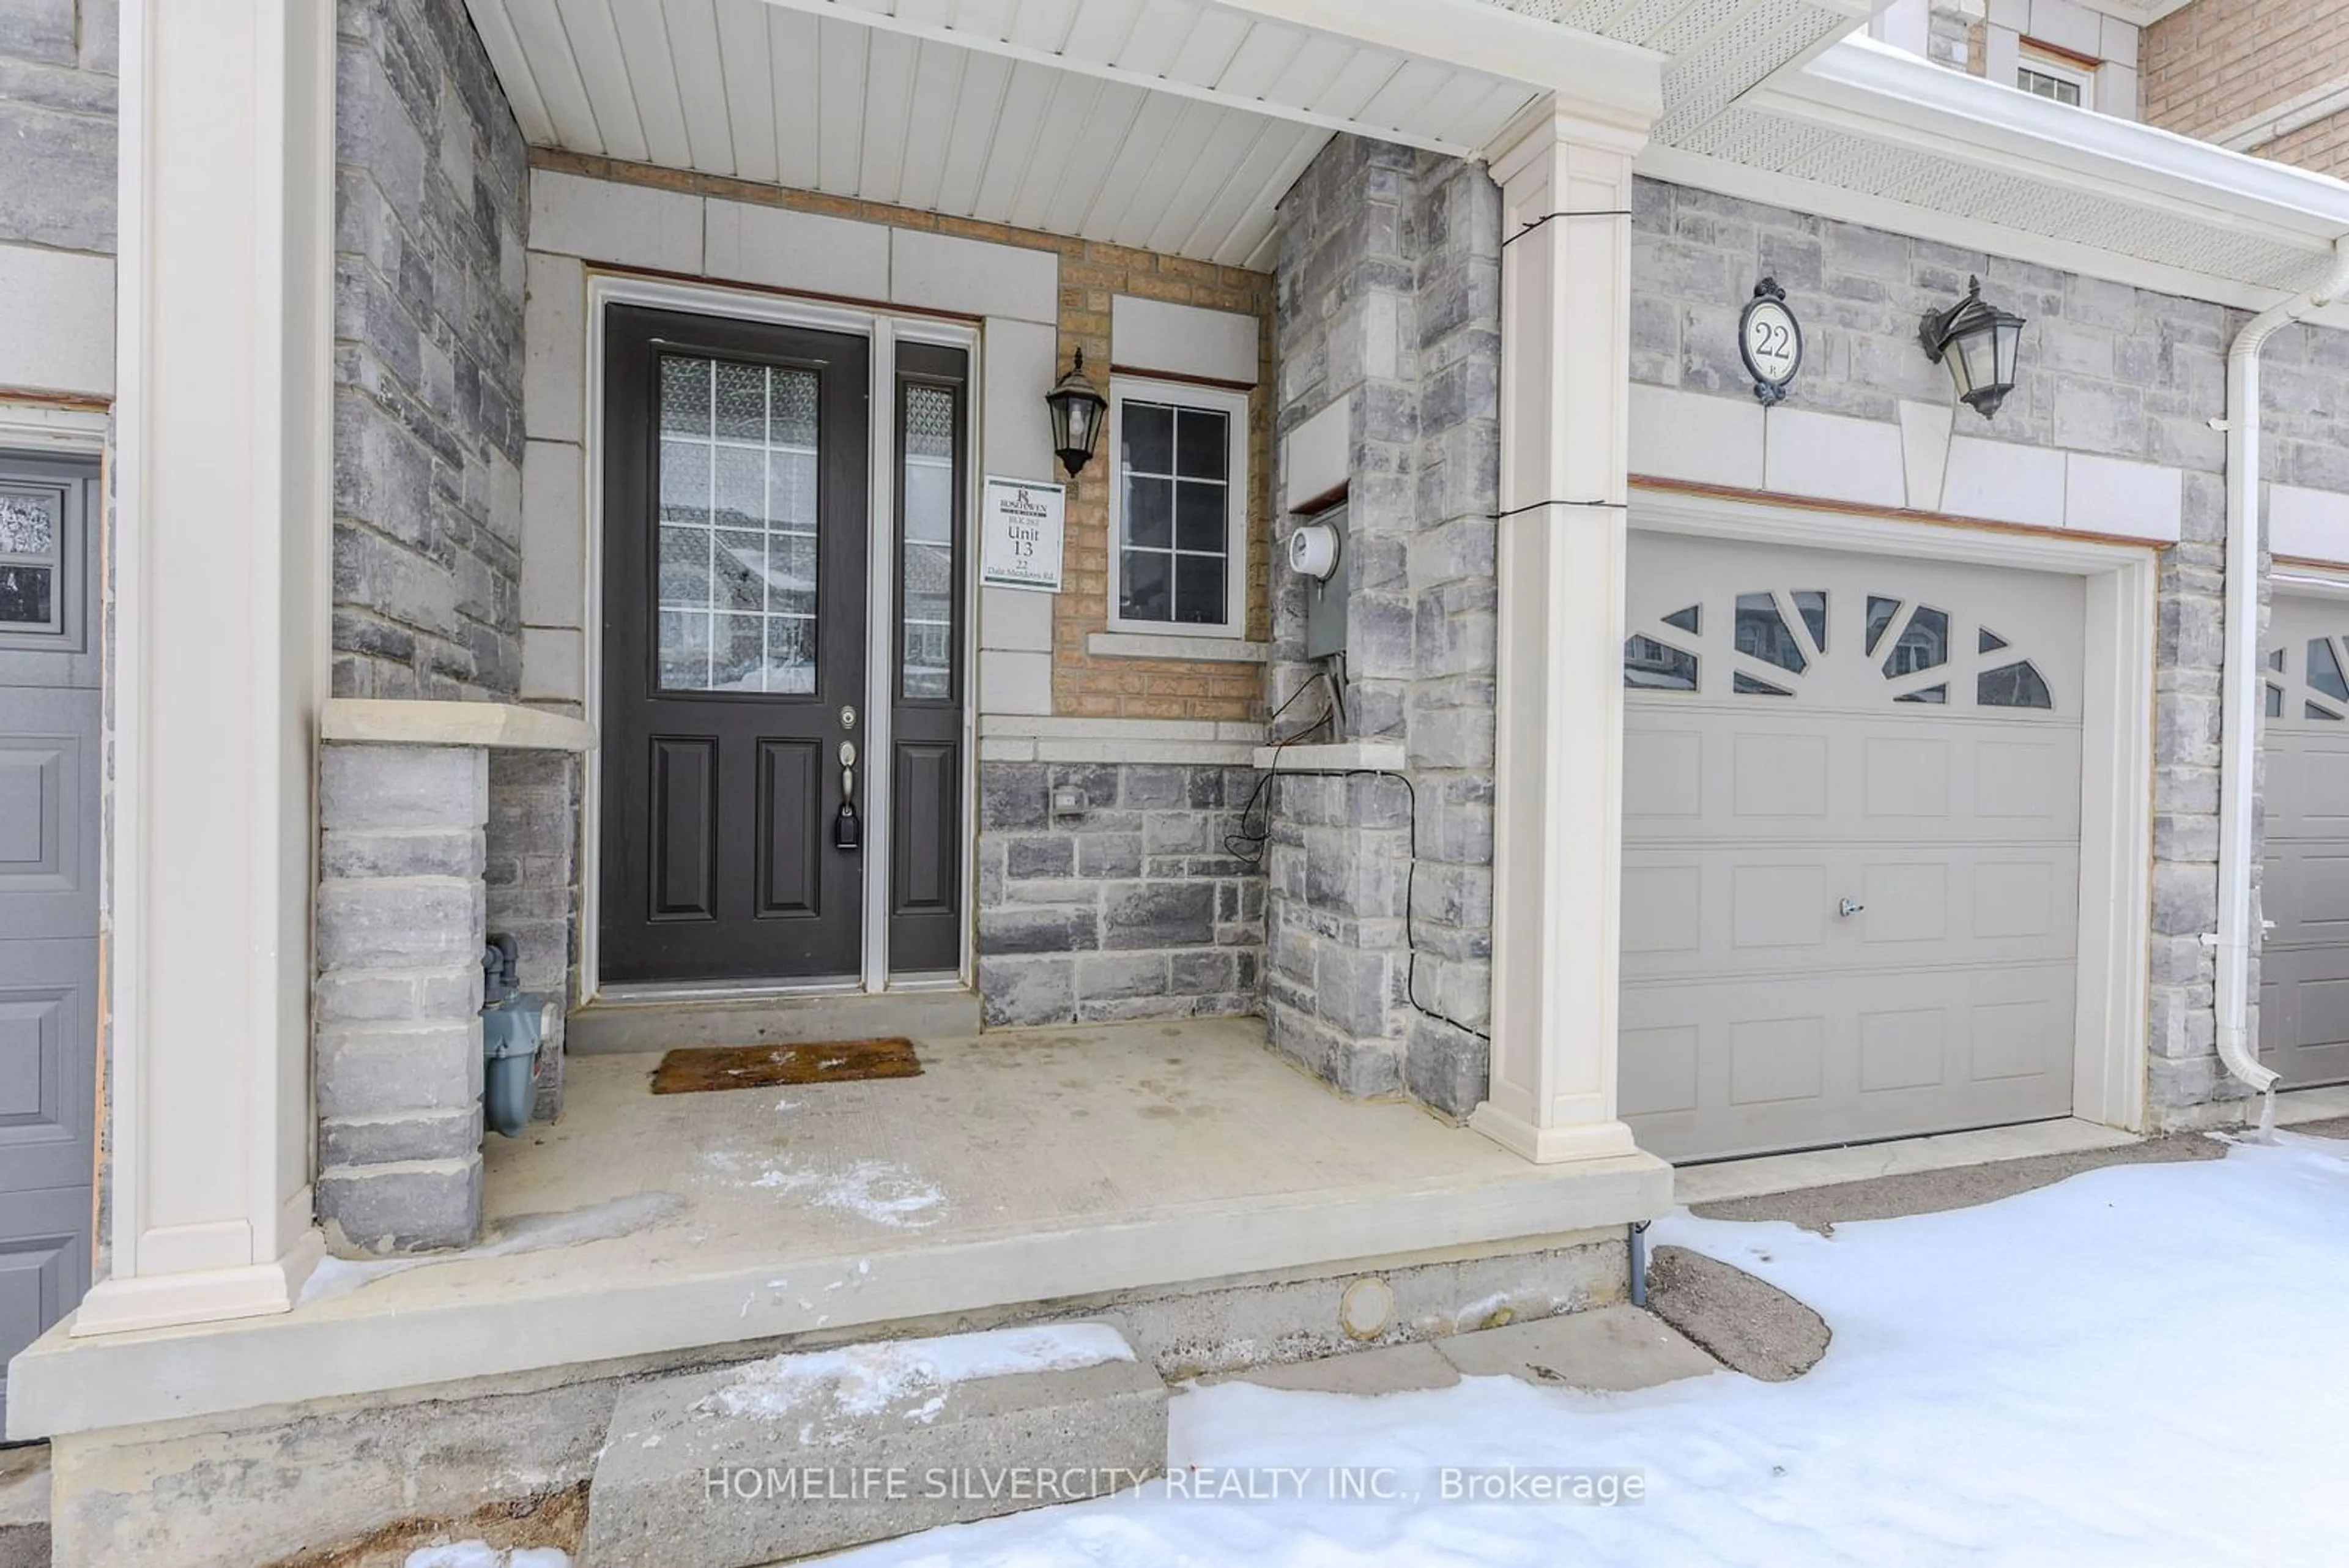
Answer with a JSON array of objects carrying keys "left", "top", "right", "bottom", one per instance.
[{"left": 466, "top": 0, "right": 1568, "bottom": 268}]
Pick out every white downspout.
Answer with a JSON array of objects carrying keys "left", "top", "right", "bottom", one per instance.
[{"left": 2216, "top": 238, "right": 2349, "bottom": 1097}]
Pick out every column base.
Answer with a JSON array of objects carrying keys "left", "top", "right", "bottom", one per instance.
[
  {"left": 69, "top": 1227, "right": 326, "bottom": 1338},
  {"left": 1469, "top": 1105, "right": 1643, "bottom": 1165}
]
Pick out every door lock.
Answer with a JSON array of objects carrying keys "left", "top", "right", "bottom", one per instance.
[{"left": 1838, "top": 898, "right": 1865, "bottom": 918}]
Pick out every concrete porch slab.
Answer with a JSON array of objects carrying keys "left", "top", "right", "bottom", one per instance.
[{"left": 13, "top": 1019, "right": 1669, "bottom": 1440}]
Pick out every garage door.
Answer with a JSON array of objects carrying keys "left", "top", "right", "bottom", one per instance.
[
  {"left": 1620, "top": 533, "right": 2085, "bottom": 1161},
  {"left": 2259, "top": 590, "right": 2349, "bottom": 1088}
]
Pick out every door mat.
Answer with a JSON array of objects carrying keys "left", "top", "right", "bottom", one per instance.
[{"left": 650, "top": 1038, "right": 924, "bottom": 1094}]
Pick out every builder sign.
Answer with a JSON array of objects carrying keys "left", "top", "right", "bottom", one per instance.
[{"left": 980, "top": 476, "right": 1066, "bottom": 593}]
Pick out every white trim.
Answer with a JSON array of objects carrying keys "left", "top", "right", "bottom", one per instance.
[
  {"left": 1105, "top": 375, "right": 1250, "bottom": 641},
  {"left": 862, "top": 316, "right": 897, "bottom": 993},
  {"left": 1666, "top": 34, "right": 2349, "bottom": 316},
  {"left": 1086, "top": 631, "right": 1269, "bottom": 663},
  {"left": 0, "top": 403, "right": 109, "bottom": 455},
  {"left": 578, "top": 273, "right": 981, "bottom": 1003},
  {"left": 1628, "top": 486, "right": 2155, "bottom": 1135}
]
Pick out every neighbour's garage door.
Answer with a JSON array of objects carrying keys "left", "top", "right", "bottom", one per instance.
[
  {"left": 1620, "top": 532, "right": 2085, "bottom": 1162},
  {"left": 2260, "top": 590, "right": 2349, "bottom": 1088}
]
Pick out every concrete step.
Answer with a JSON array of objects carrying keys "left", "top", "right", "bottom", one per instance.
[
  {"left": 1208, "top": 1305, "right": 1718, "bottom": 1398},
  {"left": 583, "top": 1323, "right": 1165, "bottom": 1568},
  {"left": 0, "top": 1444, "right": 49, "bottom": 1568},
  {"left": 566, "top": 988, "right": 980, "bottom": 1055}
]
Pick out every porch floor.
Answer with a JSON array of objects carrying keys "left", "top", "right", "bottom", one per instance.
[{"left": 17, "top": 1017, "right": 1669, "bottom": 1439}]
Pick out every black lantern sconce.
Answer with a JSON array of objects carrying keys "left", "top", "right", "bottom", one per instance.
[
  {"left": 1044, "top": 349, "right": 1108, "bottom": 478},
  {"left": 1920, "top": 275, "right": 2025, "bottom": 420}
]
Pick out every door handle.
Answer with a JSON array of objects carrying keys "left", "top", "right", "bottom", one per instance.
[
  {"left": 1838, "top": 898, "right": 1865, "bottom": 918},
  {"left": 834, "top": 740, "right": 861, "bottom": 852}
]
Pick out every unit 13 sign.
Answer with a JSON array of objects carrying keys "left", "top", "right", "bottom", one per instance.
[
  {"left": 981, "top": 476, "right": 1066, "bottom": 593},
  {"left": 1740, "top": 278, "right": 1803, "bottom": 406}
]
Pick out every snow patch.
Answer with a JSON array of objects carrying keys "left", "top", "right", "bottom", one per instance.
[
  {"left": 743, "top": 1159, "right": 944, "bottom": 1228},
  {"left": 695, "top": 1324, "right": 1133, "bottom": 1443},
  {"left": 403, "top": 1546, "right": 570, "bottom": 1568},
  {"left": 816, "top": 1135, "right": 2349, "bottom": 1566},
  {"left": 302, "top": 1193, "right": 682, "bottom": 1306}
]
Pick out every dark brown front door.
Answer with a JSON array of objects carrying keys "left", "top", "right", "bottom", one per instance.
[{"left": 601, "top": 307, "right": 870, "bottom": 985}]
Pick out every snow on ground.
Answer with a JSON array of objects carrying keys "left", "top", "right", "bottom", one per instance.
[
  {"left": 829, "top": 1132, "right": 2349, "bottom": 1567},
  {"left": 403, "top": 1545, "right": 570, "bottom": 1567},
  {"left": 698, "top": 1323, "right": 1134, "bottom": 1444}
]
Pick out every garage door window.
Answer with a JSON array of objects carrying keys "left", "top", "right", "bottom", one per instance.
[{"left": 1628, "top": 584, "right": 2060, "bottom": 713}]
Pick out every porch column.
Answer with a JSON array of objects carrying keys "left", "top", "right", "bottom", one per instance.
[
  {"left": 72, "top": 0, "right": 335, "bottom": 1334},
  {"left": 1471, "top": 100, "right": 1655, "bottom": 1164}
]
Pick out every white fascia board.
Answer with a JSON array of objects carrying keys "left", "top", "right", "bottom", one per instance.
[
  {"left": 1197, "top": 0, "right": 1664, "bottom": 133},
  {"left": 1636, "top": 142, "right": 2349, "bottom": 318},
  {"left": 1761, "top": 38, "right": 2349, "bottom": 245}
]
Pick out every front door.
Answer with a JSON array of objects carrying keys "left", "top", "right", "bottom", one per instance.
[
  {"left": 601, "top": 308, "right": 871, "bottom": 986},
  {"left": 0, "top": 451, "right": 101, "bottom": 1429}
]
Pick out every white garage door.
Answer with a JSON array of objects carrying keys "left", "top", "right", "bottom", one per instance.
[
  {"left": 2259, "top": 590, "right": 2349, "bottom": 1088},
  {"left": 1620, "top": 533, "right": 2085, "bottom": 1162}
]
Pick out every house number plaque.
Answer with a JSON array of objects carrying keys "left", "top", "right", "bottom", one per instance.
[{"left": 1739, "top": 278, "right": 1803, "bottom": 406}]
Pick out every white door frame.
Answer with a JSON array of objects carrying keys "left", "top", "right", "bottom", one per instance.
[
  {"left": 1630, "top": 485, "right": 2156, "bottom": 1134},
  {"left": 578, "top": 273, "right": 981, "bottom": 1005}
]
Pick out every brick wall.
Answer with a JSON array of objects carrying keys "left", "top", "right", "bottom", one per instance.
[
  {"left": 529, "top": 149, "right": 1275, "bottom": 726},
  {"left": 2145, "top": 0, "right": 2349, "bottom": 173},
  {"left": 332, "top": 0, "right": 529, "bottom": 702},
  {"left": 1261, "top": 137, "right": 1501, "bottom": 1117}
]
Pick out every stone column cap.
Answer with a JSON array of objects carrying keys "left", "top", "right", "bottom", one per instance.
[{"left": 321, "top": 698, "right": 596, "bottom": 752}]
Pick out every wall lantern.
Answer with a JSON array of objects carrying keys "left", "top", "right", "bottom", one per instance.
[
  {"left": 1044, "top": 349, "right": 1108, "bottom": 478},
  {"left": 1920, "top": 275, "right": 2025, "bottom": 420}
]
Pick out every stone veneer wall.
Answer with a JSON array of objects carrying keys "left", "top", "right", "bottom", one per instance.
[
  {"left": 333, "top": 0, "right": 528, "bottom": 703},
  {"left": 974, "top": 761, "right": 1265, "bottom": 1027},
  {"left": 330, "top": 0, "right": 574, "bottom": 1142},
  {"left": 1260, "top": 137, "right": 1502, "bottom": 1116},
  {"left": 1625, "top": 174, "right": 2349, "bottom": 1120},
  {"left": 0, "top": 0, "right": 115, "bottom": 397}
]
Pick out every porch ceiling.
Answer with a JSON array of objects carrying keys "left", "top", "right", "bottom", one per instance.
[{"left": 462, "top": 0, "right": 1877, "bottom": 268}]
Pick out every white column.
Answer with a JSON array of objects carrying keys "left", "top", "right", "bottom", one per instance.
[
  {"left": 73, "top": 0, "right": 333, "bottom": 1335},
  {"left": 1472, "top": 102, "right": 1653, "bottom": 1165}
]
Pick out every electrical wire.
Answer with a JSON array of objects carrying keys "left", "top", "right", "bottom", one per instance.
[
  {"left": 1346, "top": 768, "right": 1493, "bottom": 1044},
  {"left": 1223, "top": 671, "right": 1337, "bottom": 864}
]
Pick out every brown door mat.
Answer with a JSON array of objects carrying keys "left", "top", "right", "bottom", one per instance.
[{"left": 649, "top": 1038, "right": 924, "bottom": 1094}]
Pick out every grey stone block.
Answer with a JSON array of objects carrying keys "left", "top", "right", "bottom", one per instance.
[
  {"left": 315, "top": 1020, "right": 483, "bottom": 1119},
  {"left": 1406, "top": 1016, "right": 1488, "bottom": 1118},
  {"left": 0, "top": 0, "right": 76, "bottom": 65},
  {"left": 979, "top": 904, "right": 1099, "bottom": 957},
  {"left": 585, "top": 1331, "right": 1167, "bottom": 1568},
  {"left": 1102, "top": 883, "right": 1215, "bottom": 949},
  {"left": 316, "top": 876, "right": 486, "bottom": 969},
  {"left": 317, "top": 1155, "right": 483, "bottom": 1255},
  {"left": 978, "top": 954, "right": 1076, "bottom": 1028},
  {"left": 0, "top": 96, "right": 114, "bottom": 252},
  {"left": 321, "top": 826, "right": 488, "bottom": 880},
  {"left": 1075, "top": 951, "right": 1170, "bottom": 1001},
  {"left": 319, "top": 1105, "right": 484, "bottom": 1167},
  {"left": 320, "top": 743, "right": 489, "bottom": 830}
]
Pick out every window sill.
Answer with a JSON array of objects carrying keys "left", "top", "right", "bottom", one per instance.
[{"left": 1087, "top": 631, "right": 1269, "bottom": 664}]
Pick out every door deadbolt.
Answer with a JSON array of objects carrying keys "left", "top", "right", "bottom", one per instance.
[{"left": 839, "top": 705, "right": 858, "bottom": 731}]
